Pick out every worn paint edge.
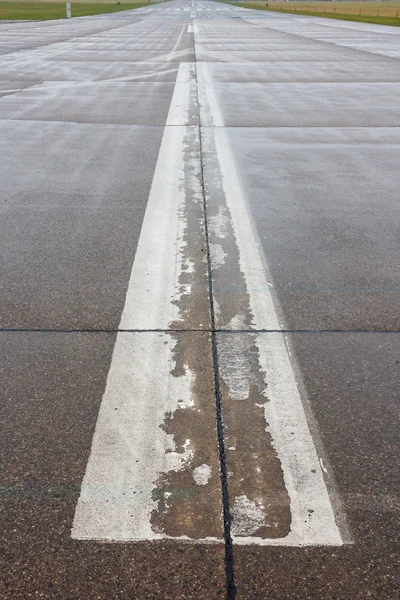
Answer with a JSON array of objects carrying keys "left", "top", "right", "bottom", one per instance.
[
  {"left": 197, "top": 59, "right": 348, "bottom": 546},
  {"left": 72, "top": 63, "right": 222, "bottom": 542}
]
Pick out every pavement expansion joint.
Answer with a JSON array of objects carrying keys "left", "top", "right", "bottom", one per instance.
[
  {"left": 0, "top": 327, "right": 399, "bottom": 334},
  {"left": 194, "top": 57, "right": 237, "bottom": 598}
]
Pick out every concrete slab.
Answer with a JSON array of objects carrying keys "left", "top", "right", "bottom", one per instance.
[
  {"left": 0, "top": 119, "right": 162, "bottom": 329},
  {"left": 199, "top": 82, "right": 400, "bottom": 127},
  {"left": 204, "top": 126, "right": 400, "bottom": 331},
  {"left": 196, "top": 60, "right": 400, "bottom": 83},
  {"left": 234, "top": 331, "right": 400, "bottom": 599},
  {"left": 0, "top": 81, "right": 175, "bottom": 124},
  {"left": 0, "top": 331, "right": 227, "bottom": 599},
  {"left": 0, "top": 58, "right": 182, "bottom": 82}
]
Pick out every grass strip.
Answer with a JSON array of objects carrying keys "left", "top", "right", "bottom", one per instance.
[
  {"left": 0, "top": 1, "right": 153, "bottom": 20},
  {"left": 233, "top": 3, "right": 400, "bottom": 27}
]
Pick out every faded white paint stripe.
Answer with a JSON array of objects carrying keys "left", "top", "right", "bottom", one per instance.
[
  {"left": 198, "top": 62, "right": 278, "bottom": 330},
  {"left": 243, "top": 330, "right": 344, "bottom": 545},
  {"left": 72, "top": 333, "right": 198, "bottom": 541},
  {"left": 72, "top": 64, "right": 218, "bottom": 542},
  {"left": 197, "top": 62, "right": 224, "bottom": 127},
  {"left": 119, "top": 63, "right": 196, "bottom": 330},
  {"left": 197, "top": 59, "right": 345, "bottom": 545}
]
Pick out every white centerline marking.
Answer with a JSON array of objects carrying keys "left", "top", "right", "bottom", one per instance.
[{"left": 73, "top": 45, "right": 348, "bottom": 545}]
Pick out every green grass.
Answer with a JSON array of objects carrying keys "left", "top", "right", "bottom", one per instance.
[
  {"left": 234, "top": 3, "right": 400, "bottom": 27},
  {"left": 0, "top": 1, "right": 154, "bottom": 20}
]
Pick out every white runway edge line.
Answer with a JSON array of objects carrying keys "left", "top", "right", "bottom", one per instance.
[
  {"left": 72, "top": 63, "right": 221, "bottom": 542},
  {"left": 197, "top": 60, "right": 346, "bottom": 546}
]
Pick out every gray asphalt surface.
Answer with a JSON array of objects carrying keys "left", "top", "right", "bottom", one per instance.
[{"left": 0, "top": 2, "right": 399, "bottom": 599}]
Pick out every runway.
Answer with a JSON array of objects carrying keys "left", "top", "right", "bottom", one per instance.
[{"left": 0, "top": 2, "right": 399, "bottom": 598}]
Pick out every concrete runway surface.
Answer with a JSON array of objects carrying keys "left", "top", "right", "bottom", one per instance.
[{"left": 0, "top": 1, "right": 399, "bottom": 598}]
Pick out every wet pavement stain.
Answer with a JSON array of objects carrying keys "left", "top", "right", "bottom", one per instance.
[
  {"left": 150, "top": 332, "right": 223, "bottom": 539},
  {"left": 203, "top": 131, "right": 291, "bottom": 539},
  {"left": 218, "top": 333, "right": 291, "bottom": 539},
  {"left": 150, "top": 126, "right": 223, "bottom": 540}
]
